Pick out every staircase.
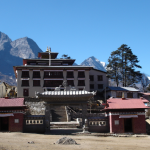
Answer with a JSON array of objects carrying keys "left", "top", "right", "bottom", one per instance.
[
  {"left": 51, "top": 106, "right": 67, "bottom": 122},
  {"left": 50, "top": 106, "right": 80, "bottom": 129}
]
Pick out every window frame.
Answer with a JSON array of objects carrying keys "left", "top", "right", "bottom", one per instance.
[
  {"left": 90, "top": 75, "right": 94, "bottom": 81},
  {"left": 97, "top": 75, "right": 103, "bottom": 81},
  {"left": 33, "top": 80, "right": 41, "bottom": 87},
  {"left": 98, "top": 84, "right": 103, "bottom": 89}
]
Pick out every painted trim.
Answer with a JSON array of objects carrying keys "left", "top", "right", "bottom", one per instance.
[
  {"left": 44, "top": 79, "right": 63, "bottom": 80},
  {"left": 44, "top": 70, "right": 63, "bottom": 71},
  {"left": 33, "top": 79, "right": 41, "bottom": 80},
  {"left": 21, "top": 78, "right": 29, "bottom": 80},
  {"left": 67, "top": 78, "right": 74, "bottom": 80},
  {"left": 108, "top": 112, "right": 145, "bottom": 116}
]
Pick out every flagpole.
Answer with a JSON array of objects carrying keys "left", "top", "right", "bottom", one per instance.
[{"left": 49, "top": 47, "right": 51, "bottom": 66}]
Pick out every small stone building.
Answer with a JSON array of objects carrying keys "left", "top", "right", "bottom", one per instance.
[
  {"left": 0, "top": 98, "right": 26, "bottom": 132},
  {"left": 104, "top": 97, "right": 149, "bottom": 134}
]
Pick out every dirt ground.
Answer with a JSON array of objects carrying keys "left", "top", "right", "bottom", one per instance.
[{"left": 0, "top": 132, "right": 150, "bottom": 150}]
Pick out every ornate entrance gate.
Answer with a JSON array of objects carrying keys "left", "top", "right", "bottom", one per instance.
[{"left": 36, "top": 89, "right": 95, "bottom": 134}]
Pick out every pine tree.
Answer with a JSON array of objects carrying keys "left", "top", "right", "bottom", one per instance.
[
  {"left": 107, "top": 44, "right": 142, "bottom": 87},
  {"left": 107, "top": 52, "right": 121, "bottom": 87}
]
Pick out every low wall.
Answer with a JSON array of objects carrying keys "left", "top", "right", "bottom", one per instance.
[{"left": 23, "top": 115, "right": 45, "bottom": 133}]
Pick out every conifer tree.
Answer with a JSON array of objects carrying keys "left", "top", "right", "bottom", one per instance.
[{"left": 107, "top": 44, "right": 142, "bottom": 87}]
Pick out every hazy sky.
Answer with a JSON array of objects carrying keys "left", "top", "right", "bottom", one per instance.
[{"left": 1, "top": 0, "right": 150, "bottom": 75}]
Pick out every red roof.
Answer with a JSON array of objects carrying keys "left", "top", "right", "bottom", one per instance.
[
  {"left": 142, "top": 99, "right": 149, "bottom": 103},
  {"left": 105, "top": 98, "right": 149, "bottom": 110},
  {"left": 0, "top": 98, "right": 25, "bottom": 107}
]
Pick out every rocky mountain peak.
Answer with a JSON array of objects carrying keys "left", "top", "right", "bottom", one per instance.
[
  {"left": 10, "top": 37, "right": 42, "bottom": 59},
  {"left": 0, "top": 31, "right": 12, "bottom": 45},
  {"left": 81, "top": 56, "right": 106, "bottom": 72}
]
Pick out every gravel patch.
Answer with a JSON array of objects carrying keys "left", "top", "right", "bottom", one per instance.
[{"left": 55, "top": 137, "right": 77, "bottom": 145}]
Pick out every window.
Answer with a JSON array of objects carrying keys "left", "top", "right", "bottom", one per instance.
[
  {"left": 26, "top": 120, "right": 43, "bottom": 125},
  {"left": 44, "top": 71, "right": 63, "bottom": 78},
  {"left": 89, "top": 121, "right": 106, "bottom": 126},
  {"left": 117, "top": 92, "right": 122, "bottom": 98},
  {"left": 78, "top": 71, "right": 85, "bottom": 78},
  {"left": 22, "top": 80, "right": 29, "bottom": 86},
  {"left": 90, "top": 84, "right": 94, "bottom": 89},
  {"left": 114, "top": 120, "right": 119, "bottom": 125},
  {"left": 44, "top": 80, "right": 63, "bottom": 87},
  {"left": 33, "top": 80, "right": 40, "bottom": 86},
  {"left": 127, "top": 93, "right": 133, "bottom": 98},
  {"left": 22, "top": 71, "right": 29, "bottom": 78},
  {"left": 98, "top": 84, "right": 103, "bottom": 89},
  {"left": 67, "top": 72, "right": 74, "bottom": 78},
  {"left": 97, "top": 75, "right": 103, "bottom": 81},
  {"left": 14, "top": 119, "right": 19, "bottom": 123},
  {"left": 90, "top": 75, "right": 94, "bottom": 81},
  {"left": 67, "top": 80, "right": 74, "bottom": 86},
  {"left": 33, "top": 71, "right": 40, "bottom": 78},
  {"left": 23, "top": 89, "right": 29, "bottom": 96},
  {"left": 78, "top": 80, "right": 85, "bottom": 86}
]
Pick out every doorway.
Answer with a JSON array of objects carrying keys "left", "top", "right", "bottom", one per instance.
[
  {"left": 124, "top": 118, "right": 132, "bottom": 132},
  {"left": 0, "top": 117, "right": 9, "bottom": 131}
]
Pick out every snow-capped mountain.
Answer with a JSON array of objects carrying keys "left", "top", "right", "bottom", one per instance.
[
  {"left": 81, "top": 56, "right": 106, "bottom": 72},
  {"left": 135, "top": 74, "right": 150, "bottom": 92}
]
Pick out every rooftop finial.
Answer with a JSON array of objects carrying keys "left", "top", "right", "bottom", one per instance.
[
  {"left": 46, "top": 46, "right": 51, "bottom": 52},
  {"left": 46, "top": 46, "right": 49, "bottom": 52}
]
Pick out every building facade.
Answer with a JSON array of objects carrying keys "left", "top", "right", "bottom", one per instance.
[
  {"left": 0, "top": 98, "right": 25, "bottom": 132},
  {"left": 106, "top": 87, "right": 139, "bottom": 99},
  {"left": 89, "top": 69, "right": 108, "bottom": 92},
  {"left": 104, "top": 97, "right": 149, "bottom": 134},
  {"left": 13, "top": 48, "right": 108, "bottom": 97}
]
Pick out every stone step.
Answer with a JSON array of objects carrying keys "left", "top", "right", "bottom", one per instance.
[
  {"left": 50, "top": 122, "right": 80, "bottom": 128},
  {"left": 51, "top": 106, "right": 67, "bottom": 122}
]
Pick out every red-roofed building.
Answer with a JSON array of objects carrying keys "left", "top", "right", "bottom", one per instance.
[
  {"left": 104, "top": 97, "right": 149, "bottom": 134},
  {"left": 0, "top": 98, "right": 26, "bottom": 132}
]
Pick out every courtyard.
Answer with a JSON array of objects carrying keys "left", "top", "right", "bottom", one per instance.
[{"left": 0, "top": 132, "right": 150, "bottom": 150}]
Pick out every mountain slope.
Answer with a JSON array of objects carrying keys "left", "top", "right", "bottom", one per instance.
[{"left": 0, "top": 31, "right": 43, "bottom": 85}]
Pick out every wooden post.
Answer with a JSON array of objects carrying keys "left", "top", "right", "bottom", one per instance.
[{"left": 44, "top": 103, "right": 51, "bottom": 134}]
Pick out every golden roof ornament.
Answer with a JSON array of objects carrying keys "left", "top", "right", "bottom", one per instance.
[{"left": 46, "top": 46, "right": 51, "bottom": 52}]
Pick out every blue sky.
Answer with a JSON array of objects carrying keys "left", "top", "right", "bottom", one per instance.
[{"left": 1, "top": 0, "right": 150, "bottom": 75}]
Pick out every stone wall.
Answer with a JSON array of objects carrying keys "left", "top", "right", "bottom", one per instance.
[{"left": 25, "top": 98, "right": 45, "bottom": 115}]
